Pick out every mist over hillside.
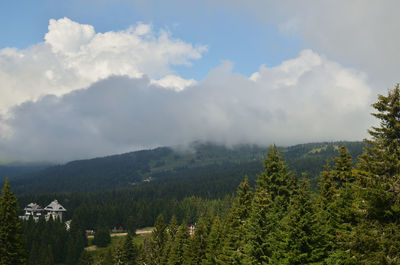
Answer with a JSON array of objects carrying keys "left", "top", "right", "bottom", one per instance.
[{"left": 8, "top": 141, "right": 364, "bottom": 195}]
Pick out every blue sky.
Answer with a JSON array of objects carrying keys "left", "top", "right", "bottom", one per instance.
[
  {"left": 0, "top": 0, "right": 302, "bottom": 80},
  {"left": 0, "top": 1, "right": 399, "bottom": 162}
]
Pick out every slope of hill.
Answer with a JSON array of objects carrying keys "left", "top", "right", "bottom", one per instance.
[
  {"left": 0, "top": 163, "right": 52, "bottom": 179},
  {"left": 9, "top": 141, "right": 365, "bottom": 194}
]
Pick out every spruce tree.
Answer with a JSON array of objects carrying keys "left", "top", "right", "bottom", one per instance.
[
  {"left": 113, "top": 244, "right": 125, "bottom": 265},
  {"left": 148, "top": 214, "right": 168, "bottom": 265},
  {"left": 219, "top": 176, "right": 252, "bottom": 264},
  {"left": 168, "top": 224, "right": 190, "bottom": 265},
  {"left": 356, "top": 85, "right": 400, "bottom": 262},
  {"left": 315, "top": 146, "right": 359, "bottom": 263},
  {"left": 183, "top": 217, "right": 208, "bottom": 265},
  {"left": 333, "top": 145, "right": 355, "bottom": 187},
  {"left": 162, "top": 215, "right": 178, "bottom": 264},
  {"left": 102, "top": 248, "right": 114, "bottom": 265},
  {"left": 66, "top": 218, "right": 87, "bottom": 265},
  {"left": 126, "top": 215, "right": 137, "bottom": 236},
  {"left": 277, "top": 177, "right": 319, "bottom": 264},
  {"left": 359, "top": 85, "right": 400, "bottom": 221},
  {"left": 93, "top": 226, "right": 111, "bottom": 247},
  {"left": 121, "top": 233, "right": 138, "bottom": 265},
  {"left": 77, "top": 251, "right": 94, "bottom": 265},
  {"left": 0, "top": 178, "right": 26, "bottom": 265},
  {"left": 203, "top": 215, "right": 223, "bottom": 264},
  {"left": 360, "top": 85, "right": 400, "bottom": 180},
  {"left": 246, "top": 145, "right": 297, "bottom": 264}
]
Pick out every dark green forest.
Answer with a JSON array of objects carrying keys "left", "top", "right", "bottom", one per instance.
[
  {"left": 6, "top": 141, "right": 364, "bottom": 194},
  {"left": 1, "top": 86, "right": 400, "bottom": 264}
]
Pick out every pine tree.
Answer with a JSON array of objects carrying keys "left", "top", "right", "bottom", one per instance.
[
  {"left": 246, "top": 145, "right": 297, "bottom": 264},
  {"left": 38, "top": 243, "right": 54, "bottom": 265},
  {"left": 278, "top": 177, "right": 320, "bottom": 264},
  {"left": 168, "top": 223, "right": 190, "bottom": 265},
  {"left": 167, "top": 215, "right": 178, "bottom": 242},
  {"left": 203, "top": 215, "right": 223, "bottom": 264},
  {"left": 28, "top": 240, "right": 39, "bottom": 265},
  {"left": 219, "top": 176, "right": 252, "bottom": 264},
  {"left": 113, "top": 244, "right": 125, "bottom": 265},
  {"left": 162, "top": 215, "right": 178, "bottom": 264},
  {"left": 358, "top": 85, "right": 400, "bottom": 221},
  {"left": 148, "top": 214, "right": 168, "bottom": 265},
  {"left": 102, "top": 248, "right": 114, "bottom": 265},
  {"left": 314, "top": 146, "right": 359, "bottom": 263},
  {"left": 355, "top": 85, "right": 400, "bottom": 262},
  {"left": 93, "top": 226, "right": 111, "bottom": 247},
  {"left": 0, "top": 178, "right": 26, "bottom": 265},
  {"left": 332, "top": 145, "right": 355, "bottom": 187},
  {"left": 77, "top": 250, "right": 94, "bottom": 265},
  {"left": 66, "top": 217, "right": 87, "bottom": 265},
  {"left": 360, "top": 85, "right": 400, "bottom": 180},
  {"left": 183, "top": 217, "right": 208, "bottom": 265},
  {"left": 126, "top": 216, "right": 137, "bottom": 236},
  {"left": 121, "top": 233, "right": 138, "bottom": 265}
]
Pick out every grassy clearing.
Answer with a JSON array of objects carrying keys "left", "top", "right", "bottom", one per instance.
[{"left": 85, "top": 230, "right": 150, "bottom": 262}]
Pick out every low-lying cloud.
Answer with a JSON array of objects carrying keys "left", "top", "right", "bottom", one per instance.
[{"left": 0, "top": 49, "right": 374, "bottom": 162}]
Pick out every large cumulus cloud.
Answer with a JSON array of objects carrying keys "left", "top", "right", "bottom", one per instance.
[
  {"left": 0, "top": 50, "right": 374, "bottom": 162},
  {"left": 0, "top": 18, "right": 205, "bottom": 114}
]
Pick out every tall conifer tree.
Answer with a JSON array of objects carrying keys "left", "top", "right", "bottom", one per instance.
[
  {"left": 356, "top": 85, "right": 400, "bottom": 262},
  {"left": 183, "top": 217, "right": 209, "bottom": 265},
  {"left": 168, "top": 224, "right": 190, "bottom": 265},
  {"left": 148, "top": 214, "right": 168, "bottom": 265},
  {"left": 219, "top": 176, "right": 252, "bottom": 264},
  {"left": 203, "top": 215, "right": 223, "bottom": 264},
  {"left": 315, "top": 145, "right": 359, "bottom": 263},
  {"left": 246, "top": 145, "right": 297, "bottom": 264},
  {"left": 121, "top": 233, "right": 138, "bottom": 265},
  {"left": 0, "top": 178, "right": 25, "bottom": 265},
  {"left": 277, "top": 177, "right": 320, "bottom": 264}
]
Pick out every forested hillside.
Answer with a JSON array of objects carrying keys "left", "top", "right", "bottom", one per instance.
[
  {"left": 0, "top": 163, "right": 51, "bottom": 178},
  {"left": 8, "top": 141, "right": 364, "bottom": 194}
]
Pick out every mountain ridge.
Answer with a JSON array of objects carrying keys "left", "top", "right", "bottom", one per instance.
[{"left": 6, "top": 141, "right": 365, "bottom": 194}]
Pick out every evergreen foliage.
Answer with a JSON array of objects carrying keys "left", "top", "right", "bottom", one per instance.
[
  {"left": 147, "top": 214, "right": 168, "bottom": 265},
  {"left": 183, "top": 216, "right": 209, "bottom": 265},
  {"left": 219, "top": 176, "right": 252, "bottom": 264},
  {"left": 93, "top": 226, "right": 111, "bottom": 247},
  {"left": 0, "top": 178, "right": 25, "bottom": 265},
  {"left": 77, "top": 251, "right": 94, "bottom": 265},
  {"left": 246, "top": 145, "right": 297, "bottom": 264},
  {"left": 167, "top": 223, "right": 190, "bottom": 265},
  {"left": 203, "top": 215, "right": 223, "bottom": 264},
  {"left": 277, "top": 177, "right": 319, "bottom": 264},
  {"left": 356, "top": 85, "right": 400, "bottom": 262},
  {"left": 121, "top": 233, "right": 138, "bottom": 265}
]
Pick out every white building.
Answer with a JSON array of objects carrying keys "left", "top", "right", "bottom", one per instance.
[
  {"left": 20, "top": 203, "right": 43, "bottom": 221},
  {"left": 44, "top": 199, "right": 67, "bottom": 221}
]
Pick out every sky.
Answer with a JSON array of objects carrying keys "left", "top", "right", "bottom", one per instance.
[{"left": 0, "top": 0, "right": 398, "bottom": 162}]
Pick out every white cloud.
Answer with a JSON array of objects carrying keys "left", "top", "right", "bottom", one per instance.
[
  {"left": 151, "top": 75, "right": 197, "bottom": 91},
  {"left": 0, "top": 17, "right": 205, "bottom": 114},
  {"left": 0, "top": 50, "right": 374, "bottom": 162},
  {"left": 45, "top": 18, "right": 95, "bottom": 54},
  {"left": 212, "top": 0, "right": 400, "bottom": 90}
]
